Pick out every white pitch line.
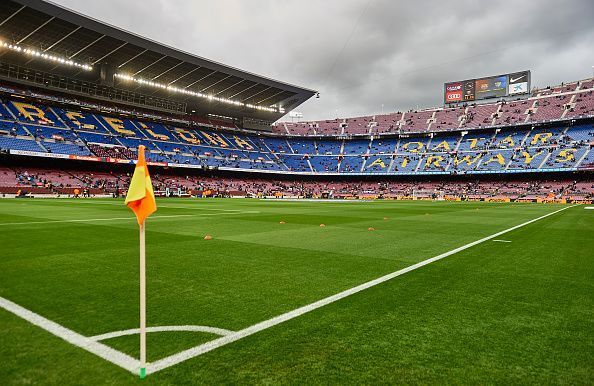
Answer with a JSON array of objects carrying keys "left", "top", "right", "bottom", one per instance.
[
  {"left": 259, "top": 198, "right": 369, "bottom": 203},
  {"left": 0, "top": 211, "right": 259, "bottom": 227},
  {"left": 12, "top": 199, "right": 249, "bottom": 212},
  {"left": 148, "top": 204, "right": 576, "bottom": 374},
  {"left": 0, "top": 214, "right": 194, "bottom": 226},
  {"left": 156, "top": 205, "right": 245, "bottom": 212},
  {"left": 90, "top": 325, "right": 234, "bottom": 341},
  {"left": 492, "top": 239, "right": 512, "bottom": 243},
  {"left": 0, "top": 296, "right": 140, "bottom": 374},
  {"left": 585, "top": 206, "right": 594, "bottom": 210}
]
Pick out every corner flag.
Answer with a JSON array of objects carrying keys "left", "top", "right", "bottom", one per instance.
[
  {"left": 125, "top": 145, "right": 156, "bottom": 224},
  {"left": 125, "top": 145, "right": 156, "bottom": 379}
]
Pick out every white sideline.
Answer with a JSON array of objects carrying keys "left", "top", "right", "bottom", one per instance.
[
  {"left": 89, "top": 325, "right": 234, "bottom": 341},
  {"left": 147, "top": 204, "right": 577, "bottom": 374},
  {"left": 0, "top": 296, "right": 140, "bottom": 374},
  {"left": 259, "top": 198, "right": 369, "bottom": 203},
  {"left": 37, "top": 200, "right": 248, "bottom": 212},
  {"left": 0, "top": 214, "right": 194, "bottom": 226},
  {"left": 0, "top": 211, "right": 259, "bottom": 226},
  {"left": 0, "top": 204, "right": 577, "bottom": 376}
]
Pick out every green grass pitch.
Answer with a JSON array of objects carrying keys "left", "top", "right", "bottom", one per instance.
[{"left": 0, "top": 198, "right": 592, "bottom": 384}]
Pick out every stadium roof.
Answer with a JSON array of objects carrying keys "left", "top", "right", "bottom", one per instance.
[{"left": 0, "top": 0, "right": 317, "bottom": 122}]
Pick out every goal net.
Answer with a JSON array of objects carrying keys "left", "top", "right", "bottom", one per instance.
[{"left": 411, "top": 189, "right": 445, "bottom": 200}]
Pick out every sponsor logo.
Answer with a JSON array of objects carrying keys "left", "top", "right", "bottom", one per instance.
[
  {"left": 106, "top": 157, "right": 132, "bottom": 164},
  {"left": 476, "top": 76, "right": 507, "bottom": 95},
  {"left": 509, "top": 71, "right": 529, "bottom": 84},
  {"left": 445, "top": 82, "right": 463, "bottom": 102},
  {"left": 476, "top": 79, "right": 489, "bottom": 92},
  {"left": 510, "top": 75, "right": 525, "bottom": 83},
  {"left": 509, "top": 81, "right": 528, "bottom": 95},
  {"left": 70, "top": 155, "right": 102, "bottom": 162},
  {"left": 493, "top": 76, "right": 507, "bottom": 90},
  {"left": 10, "top": 149, "right": 70, "bottom": 159},
  {"left": 446, "top": 92, "right": 462, "bottom": 101},
  {"left": 463, "top": 80, "right": 475, "bottom": 101}
]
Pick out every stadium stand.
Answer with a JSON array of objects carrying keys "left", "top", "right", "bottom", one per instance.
[
  {"left": 0, "top": 73, "right": 593, "bottom": 203},
  {"left": 372, "top": 112, "right": 402, "bottom": 134},
  {"left": 1, "top": 79, "right": 593, "bottom": 179},
  {"left": 0, "top": 0, "right": 590, "bottom": 203},
  {"left": 1, "top": 161, "right": 591, "bottom": 203},
  {"left": 279, "top": 78, "right": 594, "bottom": 136}
]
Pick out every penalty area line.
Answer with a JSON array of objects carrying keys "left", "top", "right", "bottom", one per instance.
[{"left": 148, "top": 204, "right": 577, "bottom": 374}]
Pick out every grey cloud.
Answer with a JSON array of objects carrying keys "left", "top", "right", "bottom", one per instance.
[{"left": 53, "top": 0, "right": 594, "bottom": 121}]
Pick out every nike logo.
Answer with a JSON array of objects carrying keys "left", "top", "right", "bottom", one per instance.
[{"left": 510, "top": 75, "right": 525, "bottom": 83}]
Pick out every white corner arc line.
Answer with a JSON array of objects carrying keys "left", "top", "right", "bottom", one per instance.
[
  {"left": 148, "top": 205, "right": 576, "bottom": 374},
  {"left": 492, "top": 239, "right": 512, "bottom": 243},
  {"left": 90, "top": 326, "right": 234, "bottom": 341},
  {"left": 0, "top": 296, "right": 139, "bottom": 374}
]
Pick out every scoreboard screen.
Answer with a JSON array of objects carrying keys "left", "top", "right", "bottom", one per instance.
[{"left": 444, "top": 71, "right": 530, "bottom": 104}]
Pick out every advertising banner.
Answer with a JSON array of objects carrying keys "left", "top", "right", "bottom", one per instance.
[
  {"left": 463, "top": 80, "right": 475, "bottom": 101},
  {"left": 444, "top": 70, "right": 530, "bottom": 103},
  {"left": 475, "top": 75, "right": 508, "bottom": 99},
  {"left": 508, "top": 71, "right": 530, "bottom": 95},
  {"left": 444, "top": 82, "right": 463, "bottom": 103}
]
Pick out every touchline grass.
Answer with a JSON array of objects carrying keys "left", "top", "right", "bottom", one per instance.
[{"left": 0, "top": 198, "right": 592, "bottom": 384}]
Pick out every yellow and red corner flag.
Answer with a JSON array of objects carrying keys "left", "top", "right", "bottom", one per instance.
[
  {"left": 125, "top": 145, "right": 156, "bottom": 224},
  {"left": 125, "top": 145, "right": 156, "bottom": 379}
]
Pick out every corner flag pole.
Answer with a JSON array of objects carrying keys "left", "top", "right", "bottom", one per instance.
[
  {"left": 124, "top": 145, "right": 156, "bottom": 379},
  {"left": 139, "top": 221, "right": 147, "bottom": 379}
]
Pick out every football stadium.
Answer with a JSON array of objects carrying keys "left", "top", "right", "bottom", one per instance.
[{"left": 0, "top": 0, "right": 593, "bottom": 384}]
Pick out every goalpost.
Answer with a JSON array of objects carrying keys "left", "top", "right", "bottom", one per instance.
[{"left": 411, "top": 189, "right": 445, "bottom": 201}]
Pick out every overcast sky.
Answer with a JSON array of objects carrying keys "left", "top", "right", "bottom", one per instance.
[{"left": 53, "top": 0, "right": 594, "bottom": 122}]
